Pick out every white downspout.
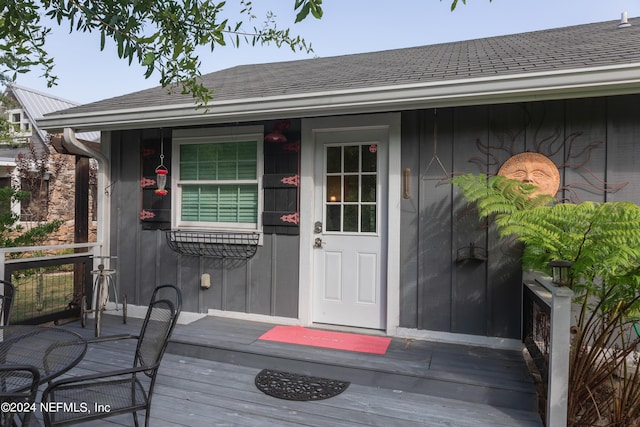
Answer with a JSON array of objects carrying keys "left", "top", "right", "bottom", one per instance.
[{"left": 63, "top": 128, "right": 111, "bottom": 257}]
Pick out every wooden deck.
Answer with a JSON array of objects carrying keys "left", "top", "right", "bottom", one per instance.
[{"left": 43, "top": 314, "right": 543, "bottom": 426}]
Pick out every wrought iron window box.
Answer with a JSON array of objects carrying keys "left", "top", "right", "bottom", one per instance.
[{"left": 165, "top": 230, "right": 259, "bottom": 259}]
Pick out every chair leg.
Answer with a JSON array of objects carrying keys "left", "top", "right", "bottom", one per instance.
[
  {"left": 133, "top": 412, "right": 139, "bottom": 427},
  {"left": 2, "top": 412, "right": 15, "bottom": 426},
  {"left": 144, "top": 406, "right": 152, "bottom": 427}
]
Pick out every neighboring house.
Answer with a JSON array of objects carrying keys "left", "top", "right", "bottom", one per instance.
[
  {"left": 0, "top": 84, "right": 99, "bottom": 243},
  {"left": 39, "top": 16, "right": 640, "bottom": 347}
]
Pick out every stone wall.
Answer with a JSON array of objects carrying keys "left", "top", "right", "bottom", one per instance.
[{"left": 43, "top": 153, "right": 97, "bottom": 246}]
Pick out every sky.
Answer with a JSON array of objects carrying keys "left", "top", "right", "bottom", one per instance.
[{"left": 12, "top": 0, "right": 640, "bottom": 105}]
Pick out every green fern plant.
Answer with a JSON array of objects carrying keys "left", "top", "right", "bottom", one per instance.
[
  {"left": 452, "top": 173, "right": 640, "bottom": 425},
  {"left": 452, "top": 174, "right": 640, "bottom": 305},
  {"left": 451, "top": 173, "right": 555, "bottom": 219}
]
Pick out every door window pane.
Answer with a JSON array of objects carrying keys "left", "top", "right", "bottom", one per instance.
[
  {"left": 326, "top": 176, "right": 342, "bottom": 202},
  {"left": 362, "top": 145, "right": 377, "bottom": 172},
  {"left": 344, "top": 175, "right": 359, "bottom": 202},
  {"left": 326, "top": 205, "right": 341, "bottom": 231},
  {"left": 361, "top": 175, "right": 376, "bottom": 203},
  {"left": 344, "top": 145, "right": 359, "bottom": 173},
  {"left": 361, "top": 205, "right": 376, "bottom": 233},
  {"left": 343, "top": 205, "right": 358, "bottom": 232},
  {"left": 326, "top": 147, "right": 342, "bottom": 173}
]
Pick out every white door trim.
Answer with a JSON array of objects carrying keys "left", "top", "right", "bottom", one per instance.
[{"left": 300, "top": 113, "right": 401, "bottom": 334}]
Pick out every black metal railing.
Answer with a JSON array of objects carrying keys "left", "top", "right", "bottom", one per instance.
[
  {"left": 2, "top": 246, "right": 97, "bottom": 325},
  {"left": 523, "top": 281, "right": 551, "bottom": 399}
]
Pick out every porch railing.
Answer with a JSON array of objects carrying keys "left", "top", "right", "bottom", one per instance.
[
  {"left": 522, "top": 271, "right": 573, "bottom": 427},
  {"left": 0, "top": 243, "right": 100, "bottom": 325},
  {"left": 523, "top": 277, "right": 551, "bottom": 391}
]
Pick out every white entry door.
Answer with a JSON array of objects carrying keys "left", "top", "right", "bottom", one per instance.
[{"left": 312, "top": 128, "right": 388, "bottom": 329}]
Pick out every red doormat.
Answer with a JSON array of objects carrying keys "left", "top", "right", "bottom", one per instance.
[{"left": 258, "top": 326, "right": 392, "bottom": 355}]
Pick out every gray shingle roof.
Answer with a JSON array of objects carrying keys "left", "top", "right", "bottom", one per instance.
[{"left": 45, "top": 17, "right": 640, "bottom": 120}]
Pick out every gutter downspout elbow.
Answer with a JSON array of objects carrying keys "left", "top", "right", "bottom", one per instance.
[{"left": 63, "top": 128, "right": 111, "bottom": 257}]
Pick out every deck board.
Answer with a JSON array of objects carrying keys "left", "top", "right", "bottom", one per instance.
[{"left": 43, "top": 314, "right": 543, "bottom": 426}]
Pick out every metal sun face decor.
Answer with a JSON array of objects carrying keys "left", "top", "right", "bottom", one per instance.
[
  {"left": 497, "top": 152, "right": 561, "bottom": 197},
  {"left": 468, "top": 104, "right": 628, "bottom": 203}
]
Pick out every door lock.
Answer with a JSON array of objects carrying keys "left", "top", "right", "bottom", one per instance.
[
  {"left": 314, "top": 221, "right": 323, "bottom": 234},
  {"left": 314, "top": 238, "right": 324, "bottom": 248}
]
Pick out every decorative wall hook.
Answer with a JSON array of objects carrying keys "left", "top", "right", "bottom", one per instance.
[{"left": 456, "top": 242, "right": 487, "bottom": 263}]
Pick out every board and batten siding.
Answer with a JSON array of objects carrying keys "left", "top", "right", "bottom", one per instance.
[
  {"left": 400, "top": 95, "right": 640, "bottom": 339},
  {"left": 106, "top": 94, "right": 639, "bottom": 339},
  {"left": 108, "top": 124, "right": 300, "bottom": 317}
]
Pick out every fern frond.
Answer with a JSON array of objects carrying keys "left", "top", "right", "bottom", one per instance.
[
  {"left": 451, "top": 173, "right": 555, "bottom": 220},
  {"left": 453, "top": 173, "right": 640, "bottom": 307}
]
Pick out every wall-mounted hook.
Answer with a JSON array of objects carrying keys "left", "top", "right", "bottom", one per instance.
[{"left": 456, "top": 242, "right": 487, "bottom": 263}]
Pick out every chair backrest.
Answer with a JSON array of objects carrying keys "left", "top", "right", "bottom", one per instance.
[
  {"left": 149, "top": 284, "right": 182, "bottom": 311},
  {"left": 0, "top": 364, "right": 40, "bottom": 425},
  {"left": 134, "top": 285, "right": 182, "bottom": 373},
  {"left": 0, "top": 280, "right": 15, "bottom": 326}
]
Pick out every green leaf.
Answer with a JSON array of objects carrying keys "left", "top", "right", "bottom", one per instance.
[
  {"left": 3, "top": 0, "right": 320, "bottom": 107},
  {"left": 310, "top": 0, "right": 323, "bottom": 19},
  {"left": 295, "top": 0, "right": 322, "bottom": 23},
  {"left": 142, "top": 52, "right": 155, "bottom": 66}
]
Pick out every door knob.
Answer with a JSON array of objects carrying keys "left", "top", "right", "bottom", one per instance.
[{"left": 314, "top": 238, "right": 323, "bottom": 248}]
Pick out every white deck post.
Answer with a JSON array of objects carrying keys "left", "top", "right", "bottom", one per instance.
[{"left": 544, "top": 277, "right": 573, "bottom": 427}]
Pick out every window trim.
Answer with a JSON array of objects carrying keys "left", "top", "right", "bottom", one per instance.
[{"left": 172, "top": 126, "right": 264, "bottom": 233}]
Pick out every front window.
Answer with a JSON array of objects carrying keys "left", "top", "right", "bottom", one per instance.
[{"left": 173, "top": 127, "right": 263, "bottom": 231}]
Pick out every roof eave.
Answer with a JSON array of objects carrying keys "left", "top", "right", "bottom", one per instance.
[{"left": 37, "top": 63, "right": 640, "bottom": 132}]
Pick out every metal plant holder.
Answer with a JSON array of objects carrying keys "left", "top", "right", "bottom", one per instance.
[
  {"left": 165, "top": 230, "right": 259, "bottom": 259},
  {"left": 455, "top": 242, "right": 487, "bottom": 263}
]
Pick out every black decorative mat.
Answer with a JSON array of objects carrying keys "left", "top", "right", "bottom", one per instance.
[{"left": 255, "top": 369, "right": 350, "bottom": 401}]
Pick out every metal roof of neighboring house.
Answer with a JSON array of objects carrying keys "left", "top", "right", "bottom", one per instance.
[
  {"left": 7, "top": 84, "right": 101, "bottom": 143},
  {"left": 39, "top": 17, "right": 640, "bottom": 132}
]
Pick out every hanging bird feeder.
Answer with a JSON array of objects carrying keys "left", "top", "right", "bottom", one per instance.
[
  {"left": 155, "top": 131, "right": 168, "bottom": 196},
  {"left": 155, "top": 165, "right": 168, "bottom": 196}
]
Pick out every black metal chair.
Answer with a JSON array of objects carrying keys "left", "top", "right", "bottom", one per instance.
[
  {"left": 0, "top": 364, "right": 41, "bottom": 426},
  {"left": 41, "top": 285, "right": 182, "bottom": 427},
  {"left": 0, "top": 280, "right": 15, "bottom": 326}
]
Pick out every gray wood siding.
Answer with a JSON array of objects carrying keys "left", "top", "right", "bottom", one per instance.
[
  {"left": 400, "top": 95, "right": 640, "bottom": 339},
  {"left": 608, "top": 95, "right": 640, "bottom": 203},
  {"left": 109, "top": 129, "right": 299, "bottom": 318},
  {"left": 418, "top": 109, "right": 454, "bottom": 331},
  {"left": 452, "top": 106, "right": 488, "bottom": 336},
  {"left": 399, "top": 112, "right": 421, "bottom": 329},
  {"left": 108, "top": 94, "right": 639, "bottom": 338}
]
